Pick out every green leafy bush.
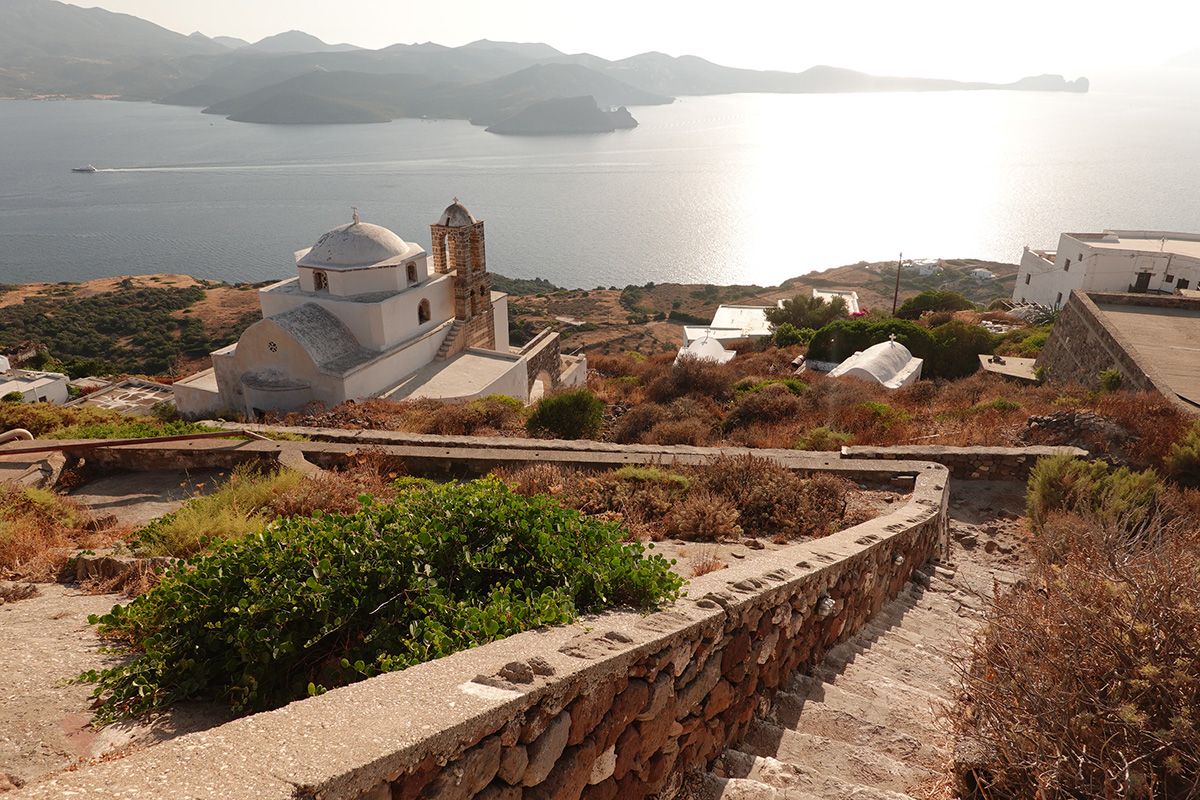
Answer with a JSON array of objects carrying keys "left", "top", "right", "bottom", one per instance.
[
  {"left": 1098, "top": 368, "right": 1123, "bottom": 392},
  {"left": 1165, "top": 421, "right": 1200, "bottom": 487},
  {"left": 771, "top": 323, "right": 814, "bottom": 347},
  {"left": 765, "top": 294, "right": 848, "bottom": 332},
  {"left": 81, "top": 477, "right": 683, "bottom": 720},
  {"left": 807, "top": 318, "right": 994, "bottom": 380},
  {"left": 526, "top": 389, "right": 605, "bottom": 439},
  {"left": 1, "top": 391, "right": 23, "bottom": 403},
  {"left": 895, "top": 290, "right": 974, "bottom": 319},
  {"left": 1026, "top": 455, "right": 1162, "bottom": 534}
]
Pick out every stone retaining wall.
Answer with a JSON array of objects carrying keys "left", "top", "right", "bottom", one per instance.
[
  {"left": 17, "top": 454, "right": 949, "bottom": 800},
  {"left": 841, "top": 444, "right": 1086, "bottom": 480}
]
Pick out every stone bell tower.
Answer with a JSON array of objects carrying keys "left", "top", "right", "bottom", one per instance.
[{"left": 430, "top": 198, "right": 495, "bottom": 349}]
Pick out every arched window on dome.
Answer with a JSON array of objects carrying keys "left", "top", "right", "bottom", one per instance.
[
  {"left": 313, "top": 270, "right": 328, "bottom": 293},
  {"left": 418, "top": 299, "right": 431, "bottom": 325},
  {"left": 406, "top": 263, "right": 417, "bottom": 285}
]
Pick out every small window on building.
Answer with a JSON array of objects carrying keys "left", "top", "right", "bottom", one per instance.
[
  {"left": 407, "top": 263, "right": 417, "bottom": 284},
  {"left": 1025, "top": 274, "right": 1031, "bottom": 285},
  {"left": 1165, "top": 274, "right": 1175, "bottom": 283},
  {"left": 1078, "top": 253, "right": 1083, "bottom": 261},
  {"left": 1178, "top": 279, "right": 1191, "bottom": 290},
  {"left": 1064, "top": 259, "right": 1071, "bottom": 271},
  {"left": 417, "top": 299, "right": 431, "bottom": 325},
  {"left": 1056, "top": 292, "right": 1063, "bottom": 306},
  {"left": 313, "top": 270, "right": 328, "bottom": 292}
]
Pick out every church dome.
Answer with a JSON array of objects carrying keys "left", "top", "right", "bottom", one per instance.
[
  {"left": 296, "top": 220, "right": 421, "bottom": 269},
  {"left": 437, "top": 199, "right": 477, "bottom": 228}
]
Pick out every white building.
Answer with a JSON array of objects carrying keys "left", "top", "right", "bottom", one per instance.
[
  {"left": 175, "top": 201, "right": 584, "bottom": 419},
  {"left": 0, "top": 366, "right": 69, "bottom": 404},
  {"left": 1016, "top": 230, "right": 1200, "bottom": 308},
  {"left": 810, "top": 289, "right": 861, "bottom": 315},
  {"left": 678, "top": 304, "right": 772, "bottom": 364},
  {"left": 827, "top": 337, "right": 923, "bottom": 390},
  {"left": 969, "top": 268, "right": 996, "bottom": 282}
]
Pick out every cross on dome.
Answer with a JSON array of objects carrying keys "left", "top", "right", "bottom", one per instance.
[{"left": 351, "top": 206, "right": 359, "bottom": 225}]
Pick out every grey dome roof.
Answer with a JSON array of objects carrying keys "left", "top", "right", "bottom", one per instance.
[
  {"left": 296, "top": 221, "right": 421, "bottom": 269},
  {"left": 437, "top": 199, "right": 477, "bottom": 228}
]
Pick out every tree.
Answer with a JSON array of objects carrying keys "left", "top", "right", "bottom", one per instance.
[
  {"left": 765, "top": 294, "right": 847, "bottom": 332},
  {"left": 896, "top": 290, "right": 975, "bottom": 320}
]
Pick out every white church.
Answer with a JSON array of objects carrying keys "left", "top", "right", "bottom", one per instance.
[{"left": 174, "top": 201, "right": 585, "bottom": 419}]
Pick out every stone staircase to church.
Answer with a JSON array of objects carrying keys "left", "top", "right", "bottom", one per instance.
[
  {"left": 696, "top": 562, "right": 1017, "bottom": 800},
  {"left": 434, "top": 320, "right": 464, "bottom": 361}
]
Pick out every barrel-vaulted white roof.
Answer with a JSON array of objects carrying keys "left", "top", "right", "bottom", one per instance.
[
  {"left": 828, "top": 338, "right": 922, "bottom": 389},
  {"left": 295, "top": 221, "right": 423, "bottom": 270}
]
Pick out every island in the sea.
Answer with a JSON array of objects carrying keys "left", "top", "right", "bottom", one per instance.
[{"left": 486, "top": 96, "right": 637, "bottom": 135}]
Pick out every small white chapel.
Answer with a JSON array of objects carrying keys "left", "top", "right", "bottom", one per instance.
[{"left": 174, "top": 200, "right": 585, "bottom": 418}]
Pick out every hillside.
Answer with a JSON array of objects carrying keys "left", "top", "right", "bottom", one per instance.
[{"left": 0, "top": 258, "right": 1014, "bottom": 380}]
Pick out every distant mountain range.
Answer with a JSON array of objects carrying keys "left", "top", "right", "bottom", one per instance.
[{"left": 0, "top": 0, "right": 1090, "bottom": 131}]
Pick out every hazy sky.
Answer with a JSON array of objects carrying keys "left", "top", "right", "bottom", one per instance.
[{"left": 81, "top": 0, "right": 1199, "bottom": 81}]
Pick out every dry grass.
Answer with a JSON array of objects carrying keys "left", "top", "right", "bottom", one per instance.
[
  {"left": 688, "top": 546, "right": 726, "bottom": 577},
  {"left": 0, "top": 486, "right": 115, "bottom": 581}
]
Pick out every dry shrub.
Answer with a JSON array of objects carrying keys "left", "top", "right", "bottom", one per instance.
[
  {"left": 644, "top": 356, "right": 738, "bottom": 404},
  {"left": 1090, "top": 391, "right": 1191, "bottom": 472},
  {"left": 831, "top": 401, "right": 914, "bottom": 441},
  {"left": 665, "top": 490, "right": 742, "bottom": 541},
  {"left": 689, "top": 455, "right": 848, "bottom": 540},
  {"left": 645, "top": 418, "right": 711, "bottom": 446},
  {"left": 492, "top": 462, "right": 576, "bottom": 497},
  {"left": 724, "top": 423, "right": 803, "bottom": 450},
  {"left": 795, "top": 426, "right": 853, "bottom": 451},
  {"left": 0, "top": 486, "right": 108, "bottom": 581},
  {"left": 960, "top": 512, "right": 1200, "bottom": 799},
  {"left": 724, "top": 383, "right": 803, "bottom": 431},
  {"left": 612, "top": 403, "right": 669, "bottom": 444}
]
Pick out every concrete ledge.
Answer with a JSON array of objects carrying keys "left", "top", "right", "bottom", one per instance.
[{"left": 15, "top": 448, "right": 950, "bottom": 800}]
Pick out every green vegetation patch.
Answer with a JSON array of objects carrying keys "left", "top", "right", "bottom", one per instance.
[
  {"left": 526, "top": 389, "right": 605, "bottom": 439},
  {"left": 895, "top": 290, "right": 975, "bottom": 319},
  {"left": 0, "top": 402, "right": 209, "bottom": 440},
  {"left": 1026, "top": 455, "right": 1161, "bottom": 534},
  {"left": 0, "top": 285, "right": 234, "bottom": 376},
  {"left": 81, "top": 477, "right": 683, "bottom": 721},
  {"left": 807, "top": 318, "right": 995, "bottom": 380}
]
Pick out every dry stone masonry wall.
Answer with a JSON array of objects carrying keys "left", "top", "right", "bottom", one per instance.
[{"left": 842, "top": 445, "right": 1087, "bottom": 480}]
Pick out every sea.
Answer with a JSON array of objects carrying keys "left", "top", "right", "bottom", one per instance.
[{"left": 3, "top": 72, "right": 1200, "bottom": 290}]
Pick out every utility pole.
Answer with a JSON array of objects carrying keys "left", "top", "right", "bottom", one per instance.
[{"left": 891, "top": 252, "right": 903, "bottom": 316}]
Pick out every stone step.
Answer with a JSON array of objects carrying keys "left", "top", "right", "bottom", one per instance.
[
  {"left": 786, "top": 666, "right": 952, "bottom": 708},
  {"left": 810, "top": 650, "right": 956, "bottom": 698},
  {"left": 824, "top": 629, "right": 955, "bottom": 673},
  {"left": 710, "top": 751, "right": 918, "bottom": 800},
  {"left": 738, "top": 724, "right": 934, "bottom": 796},
  {"left": 765, "top": 704, "right": 947, "bottom": 770},
  {"left": 770, "top": 684, "right": 944, "bottom": 743}
]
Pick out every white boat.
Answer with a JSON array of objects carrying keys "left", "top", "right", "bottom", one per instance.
[{"left": 71, "top": 164, "right": 97, "bottom": 173}]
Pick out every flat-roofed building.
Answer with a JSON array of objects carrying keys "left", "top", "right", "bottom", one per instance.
[
  {"left": 1035, "top": 290, "right": 1200, "bottom": 414},
  {"left": 1016, "top": 230, "right": 1200, "bottom": 309}
]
